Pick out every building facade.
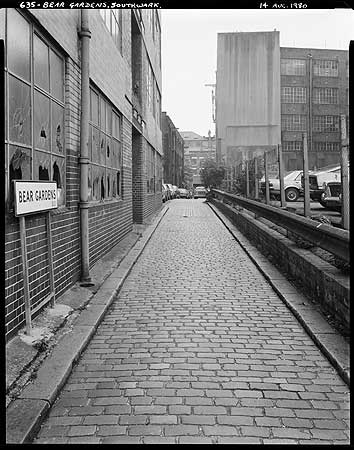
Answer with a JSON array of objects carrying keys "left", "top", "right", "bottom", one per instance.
[
  {"left": 3, "top": 8, "right": 162, "bottom": 340},
  {"left": 280, "top": 47, "right": 349, "bottom": 171},
  {"left": 161, "top": 112, "right": 184, "bottom": 186},
  {"left": 180, "top": 131, "right": 216, "bottom": 187},
  {"left": 216, "top": 31, "right": 349, "bottom": 172},
  {"left": 216, "top": 32, "right": 281, "bottom": 166}
]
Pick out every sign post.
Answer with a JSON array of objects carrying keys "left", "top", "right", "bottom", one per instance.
[
  {"left": 14, "top": 181, "right": 58, "bottom": 335},
  {"left": 19, "top": 216, "right": 32, "bottom": 335}
]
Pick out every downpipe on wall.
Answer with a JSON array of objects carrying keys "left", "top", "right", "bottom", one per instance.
[{"left": 79, "top": 10, "right": 92, "bottom": 284}]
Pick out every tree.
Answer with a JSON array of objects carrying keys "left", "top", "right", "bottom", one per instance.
[{"left": 200, "top": 159, "right": 225, "bottom": 189}]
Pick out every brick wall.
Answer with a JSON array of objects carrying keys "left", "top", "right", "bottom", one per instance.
[
  {"left": 5, "top": 9, "right": 162, "bottom": 341},
  {"left": 132, "top": 131, "right": 162, "bottom": 224},
  {"left": 5, "top": 53, "right": 82, "bottom": 341},
  {"left": 280, "top": 47, "right": 349, "bottom": 171},
  {"left": 132, "top": 129, "right": 144, "bottom": 224},
  {"left": 89, "top": 114, "right": 133, "bottom": 266}
]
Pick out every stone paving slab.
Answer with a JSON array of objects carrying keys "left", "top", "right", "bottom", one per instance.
[
  {"left": 7, "top": 200, "right": 350, "bottom": 444},
  {"left": 6, "top": 205, "right": 169, "bottom": 444},
  {"left": 32, "top": 200, "right": 350, "bottom": 444},
  {"left": 6, "top": 399, "right": 50, "bottom": 444},
  {"left": 209, "top": 202, "right": 350, "bottom": 387}
]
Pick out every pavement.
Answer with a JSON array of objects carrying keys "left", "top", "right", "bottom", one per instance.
[{"left": 6, "top": 199, "right": 350, "bottom": 444}]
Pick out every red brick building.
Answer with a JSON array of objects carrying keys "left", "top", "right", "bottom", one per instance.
[
  {"left": 3, "top": 8, "right": 162, "bottom": 340},
  {"left": 280, "top": 47, "right": 349, "bottom": 171}
]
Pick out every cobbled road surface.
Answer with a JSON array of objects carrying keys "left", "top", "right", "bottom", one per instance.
[{"left": 34, "top": 200, "right": 350, "bottom": 444}]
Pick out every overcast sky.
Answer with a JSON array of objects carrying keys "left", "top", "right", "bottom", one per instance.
[{"left": 161, "top": 9, "right": 353, "bottom": 137}]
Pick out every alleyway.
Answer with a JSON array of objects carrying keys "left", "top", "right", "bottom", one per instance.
[{"left": 34, "top": 199, "right": 349, "bottom": 444}]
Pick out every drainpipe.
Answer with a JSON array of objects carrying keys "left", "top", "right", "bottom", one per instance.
[{"left": 79, "top": 10, "right": 91, "bottom": 282}]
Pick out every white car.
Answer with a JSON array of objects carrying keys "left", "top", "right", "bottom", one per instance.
[
  {"left": 194, "top": 186, "right": 207, "bottom": 198},
  {"left": 260, "top": 170, "right": 303, "bottom": 202}
]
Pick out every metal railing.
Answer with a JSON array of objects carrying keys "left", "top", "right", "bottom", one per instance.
[{"left": 211, "top": 189, "right": 350, "bottom": 264}]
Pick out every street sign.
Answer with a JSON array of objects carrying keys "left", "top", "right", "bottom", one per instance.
[{"left": 14, "top": 181, "right": 58, "bottom": 216}]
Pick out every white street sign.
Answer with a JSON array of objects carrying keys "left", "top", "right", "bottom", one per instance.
[{"left": 14, "top": 181, "right": 58, "bottom": 216}]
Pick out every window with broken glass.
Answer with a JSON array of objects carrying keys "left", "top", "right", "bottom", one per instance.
[
  {"left": 313, "top": 60, "right": 338, "bottom": 77},
  {"left": 88, "top": 86, "right": 123, "bottom": 202},
  {"left": 281, "top": 114, "right": 307, "bottom": 131},
  {"left": 313, "top": 115, "right": 340, "bottom": 132},
  {"left": 99, "top": 9, "right": 122, "bottom": 54},
  {"left": 4, "top": 9, "right": 65, "bottom": 210},
  {"left": 146, "top": 144, "right": 156, "bottom": 194}
]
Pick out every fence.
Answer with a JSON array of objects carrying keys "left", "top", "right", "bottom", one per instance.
[
  {"left": 212, "top": 189, "right": 349, "bottom": 264},
  {"left": 222, "top": 125, "right": 349, "bottom": 230}
]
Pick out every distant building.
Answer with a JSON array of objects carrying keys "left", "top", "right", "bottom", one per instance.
[
  {"left": 280, "top": 46, "right": 349, "bottom": 171},
  {"left": 161, "top": 113, "right": 184, "bottom": 186},
  {"left": 180, "top": 131, "right": 216, "bottom": 186},
  {"left": 216, "top": 31, "right": 349, "bottom": 171}
]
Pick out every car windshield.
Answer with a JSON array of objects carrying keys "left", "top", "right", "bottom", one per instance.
[{"left": 196, "top": 187, "right": 205, "bottom": 190}]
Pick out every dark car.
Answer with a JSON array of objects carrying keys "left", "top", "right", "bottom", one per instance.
[
  {"left": 301, "top": 167, "right": 340, "bottom": 205},
  {"left": 320, "top": 182, "right": 342, "bottom": 212}
]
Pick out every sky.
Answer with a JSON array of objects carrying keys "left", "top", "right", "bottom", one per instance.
[{"left": 161, "top": 9, "right": 353, "bottom": 137}]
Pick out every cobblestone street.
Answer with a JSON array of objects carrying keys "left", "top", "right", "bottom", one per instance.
[{"left": 34, "top": 200, "right": 350, "bottom": 444}]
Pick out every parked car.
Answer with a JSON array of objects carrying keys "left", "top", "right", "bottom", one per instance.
[
  {"left": 166, "top": 184, "right": 175, "bottom": 199},
  {"left": 172, "top": 185, "right": 179, "bottom": 197},
  {"left": 176, "top": 188, "right": 190, "bottom": 198},
  {"left": 166, "top": 184, "right": 178, "bottom": 199},
  {"left": 162, "top": 184, "right": 169, "bottom": 202},
  {"left": 194, "top": 186, "right": 207, "bottom": 198},
  {"left": 260, "top": 170, "right": 303, "bottom": 202},
  {"left": 320, "top": 181, "right": 342, "bottom": 212},
  {"left": 163, "top": 183, "right": 172, "bottom": 201},
  {"left": 302, "top": 166, "right": 341, "bottom": 205}
]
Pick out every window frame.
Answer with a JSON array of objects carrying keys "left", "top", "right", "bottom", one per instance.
[
  {"left": 281, "top": 86, "right": 307, "bottom": 103},
  {"left": 312, "top": 142, "right": 340, "bottom": 152},
  {"left": 146, "top": 144, "right": 156, "bottom": 194},
  {"left": 5, "top": 9, "right": 66, "bottom": 211},
  {"left": 89, "top": 84, "right": 123, "bottom": 203},
  {"left": 281, "top": 58, "right": 306, "bottom": 76},
  {"left": 281, "top": 114, "right": 307, "bottom": 132},
  {"left": 313, "top": 59, "right": 339, "bottom": 77},
  {"left": 282, "top": 141, "right": 303, "bottom": 152},
  {"left": 99, "top": 9, "right": 122, "bottom": 55},
  {"left": 313, "top": 115, "right": 340, "bottom": 133},
  {"left": 313, "top": 87, "right": 339, "bottom": 104}
]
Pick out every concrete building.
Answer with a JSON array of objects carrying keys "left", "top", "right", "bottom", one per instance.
[
  {"left": 161, "top": 112, "right": 184, "bottom": 186},
  {"left": 3, "top": 8, "right": 162, "bottom": 340},
  {"left": 216, "top": 31, "right": 349, "bottom": 171},
  {"left": 216, "top": 31, "right": 281, "bottom": 166}
]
